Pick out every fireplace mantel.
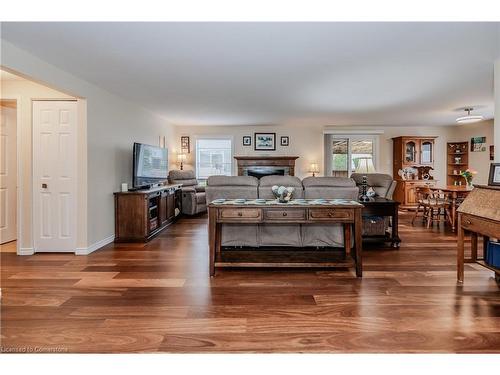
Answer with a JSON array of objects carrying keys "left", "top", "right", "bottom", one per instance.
[{"left": 234, "top": 156, "right": 299, "bottom": 177}]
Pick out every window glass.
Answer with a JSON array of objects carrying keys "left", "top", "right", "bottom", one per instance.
[{"left": 196, "top": 138, "right": 232, "bottom": 179}]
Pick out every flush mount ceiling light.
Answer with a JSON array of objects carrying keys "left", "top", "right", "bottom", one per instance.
[{"left": 456, "top": 107, "right": 484, "bottom": 124}]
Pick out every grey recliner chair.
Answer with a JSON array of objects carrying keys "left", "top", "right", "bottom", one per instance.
[
  {"left": 168, "top": 170, "right": 207, "bottom": 215},
  {"left": 350, "top": 173, "right": 397, "bottom": 236},
  {"left": 350, "top": 173, "right": 397, "bottom": 199}
]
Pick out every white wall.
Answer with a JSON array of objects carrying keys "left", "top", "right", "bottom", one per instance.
[
  {"left": 1, "top": 40, "right": 176, "bottom": 249},
  {"left": 176, "top": 124, "right": 324, "bottom": 178},
  {"left": 176, "top": 124, "right": 453, "bottom": 183},
  {"left": 495, "top": 59, "right": 500, "bottom": 163},
  {"left": 449, "top": 120, "right": 494, "bottom": 185}
]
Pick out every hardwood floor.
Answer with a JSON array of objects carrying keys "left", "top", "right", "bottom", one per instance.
[{"left": 1, "top": 212, "right": 499, "bottom": 353}]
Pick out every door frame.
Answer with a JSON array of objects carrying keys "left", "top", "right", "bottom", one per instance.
[{"left": 1, "top": 96, "right": 22, "bottom": 254}]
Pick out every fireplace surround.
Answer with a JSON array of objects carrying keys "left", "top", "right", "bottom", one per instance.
[{"left": 234, "top": 156, "right": 299, "bottom": 178}]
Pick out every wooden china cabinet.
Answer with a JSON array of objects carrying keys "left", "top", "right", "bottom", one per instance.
[{"left": 392, "top": 136, "right": 438, "bottom": 208}]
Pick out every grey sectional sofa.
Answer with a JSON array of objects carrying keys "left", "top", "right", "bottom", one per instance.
[{"left": 206, "top": 175, "right": 358, "bottom": 248}]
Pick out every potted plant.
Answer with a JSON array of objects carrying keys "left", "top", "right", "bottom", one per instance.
[{"left": 460, "top": 168, "right": 477, "bottom": 187}]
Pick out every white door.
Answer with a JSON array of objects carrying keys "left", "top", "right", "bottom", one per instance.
[
  {"left": 0, "top": 104, "right": 17, "bottom": 244},
  {"left": 33, "top": 101, "right": 77, "bottom": 252}
]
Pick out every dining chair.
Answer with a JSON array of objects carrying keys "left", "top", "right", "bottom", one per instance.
[
  {"left": 411, "top": 186, "right": 432, "bottom": 225},
  {"left": 424, "top": 189, "right": 453, "bottom": 228}
]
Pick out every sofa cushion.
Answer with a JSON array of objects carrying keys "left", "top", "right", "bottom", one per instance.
[
  {"left": 176, "top": 178, "right": 198, "bottom": 187},
  {"left": 207, "top": 175, "right": 259, "bottom": 187},
  {"left": 169, "top": 170, "right": 195, "bottom": 180},
  {"left": 302, "top": 176, "right": 355, "bottom": 187}
]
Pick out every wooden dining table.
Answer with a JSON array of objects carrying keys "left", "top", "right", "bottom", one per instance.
[{"left": 429, "top": 185, "right": 473, "bottom": 231}]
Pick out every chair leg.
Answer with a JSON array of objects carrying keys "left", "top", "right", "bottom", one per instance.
[
  {"left": 411, "top": 204, "right": 421, "bottom": 225},
  {"left": 426, "top": 208, "right": 433, "bottom": 228},
  {"left": 422, "top": 206, "right": 428, "bottom": 222}
]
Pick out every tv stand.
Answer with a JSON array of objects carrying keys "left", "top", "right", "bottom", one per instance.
[{"left": 114, "top": 184, "right": 182, "bottom": 242}]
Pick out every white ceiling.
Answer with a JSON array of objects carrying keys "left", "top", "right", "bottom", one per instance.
[{"left": 1, "top": 22, "right": 498, "bottom": 126}]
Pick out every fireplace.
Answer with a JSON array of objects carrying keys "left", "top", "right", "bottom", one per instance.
[
  {"left": 234, "top": 156, "right": 299, "bottom": 178},
  {"left": 244, "top": 166, "right": 289, "bottom": 178}
]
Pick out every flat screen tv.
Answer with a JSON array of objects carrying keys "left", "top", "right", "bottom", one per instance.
[{"left": 133, "top": 142, "right": 168, "bottom": 188}]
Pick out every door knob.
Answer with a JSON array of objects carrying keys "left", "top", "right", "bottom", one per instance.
[{"left": 42, "top": 183, "right": 48, "bottom": 189}]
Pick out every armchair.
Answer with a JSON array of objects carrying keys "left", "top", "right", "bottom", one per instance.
[
  {"left": 350, "top": 173, "right": 397, "bottom": 199},
  {"left": 168, "top": 170, "right": 207, "bottom": 215}
]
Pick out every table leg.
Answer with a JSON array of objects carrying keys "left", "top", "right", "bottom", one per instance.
[
  {"left": 470, "top": 232, "right": 478, "bottom": 262},
  {"left": 344, "top": 223, "right": 351, "bottom": 258},
  {"left": 451, "top": 193, "right": 457, "bottom": 231},
  {"left": 208, "top": 207, "right": 217, "bottom": 276},
  {"left": 392, "top": 204, "right": 401, "bottom": 248},
  {"left": 457, "top": 213, "right": 464, "bottom": 282},
  {"left": 483, "top": 236, "right": 489, "bottom": 261},
  {"left": 354, "top": 208, "right": 363, "bottom": 277}
]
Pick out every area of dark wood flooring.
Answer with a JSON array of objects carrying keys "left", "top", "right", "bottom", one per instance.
[{"left": 1, "top": 211, "right": 499, "bottom": 353}]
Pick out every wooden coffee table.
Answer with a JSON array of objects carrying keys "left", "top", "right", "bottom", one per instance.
[{"left": 208, "top": 199, "right": 364, "bottom": 277}]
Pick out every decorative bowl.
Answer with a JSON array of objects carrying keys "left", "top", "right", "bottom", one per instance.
[{"left": 271, "top": 185, "right": 295, "bottom": 203}]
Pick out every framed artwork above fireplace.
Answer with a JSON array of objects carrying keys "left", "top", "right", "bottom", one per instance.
[{"left": 254, "top": 132, "right": 276, "bottom": 151}]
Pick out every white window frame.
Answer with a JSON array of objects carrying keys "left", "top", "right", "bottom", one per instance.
[
  {"left": 324, "top": 132, "right": 381, "bottom": 177},
  {"left": 193, "top": 135, "right": 235, "bottom": 180}
]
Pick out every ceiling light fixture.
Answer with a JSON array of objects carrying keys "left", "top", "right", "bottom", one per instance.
[{"left": 456, "top": 107, "right": 484, "bottom": 124}]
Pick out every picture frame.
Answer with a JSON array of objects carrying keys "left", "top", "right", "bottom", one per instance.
[
  {"left": 254, "top": 132, "right": 276, "bottom": 151},
  {"left": 181, "top": 136, "right": 190, "bottom": 153},
  {"left": 242, "top": 136, "right": 251, "bottom": 146},
  {"left": 488, "top": 163, "right": 500, "bottom": 186},
  {"left": 280, "top": 136, "right": 289, "bottom": 146},
  {"left": 471, "top": 136, "right": 486, "bottom": 152},
  {"left": 490, "top": 145, "right": 495, "bottom": 161}
]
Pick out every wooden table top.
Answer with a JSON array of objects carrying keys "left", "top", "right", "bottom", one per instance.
[
  {"left": 429, "top": 185, "right": 474, "bottom": 193},
  {"left": 208, "top": 198, "right": 364, "bottom": 208}
]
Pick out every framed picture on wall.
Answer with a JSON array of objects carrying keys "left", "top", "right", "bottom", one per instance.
[
  {"left": 243, "top": 136, "right": 251, "bottom": 146},
  {"left": 471, "top": 136, "right": 486, "bottom": 152},
  {"left": 181, "top": 136, "right": 190, "bottom": 153},
  {"left": 490, "top": 145, "right": 495, "bottom": 161},
  {"left": 280, "top": 136, "right": 289, "bottom": 146},
  {"left": 488, "top": 163, "right": 500, "bottom": 186},
  {"left": 254, "top": 132, "right": 276, "bottom": 151}
]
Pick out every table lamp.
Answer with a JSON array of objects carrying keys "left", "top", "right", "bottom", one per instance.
[
  {"left": 355, "top": 157, "right": 375, "bottom": 202},
  {"left": 309, "top": 163, "right": 320, "bottom": 177},
  {"left": 177, "top": 153, "right": 187, "bottom": 170}
]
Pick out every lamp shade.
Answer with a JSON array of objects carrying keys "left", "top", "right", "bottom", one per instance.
[
  {"left": 309, "top": 163, "right": 320, "bottom": 173},
  {"left": 355, "top": 158, "right": 375, "bottom": 174},
  {"left": 177, "top": 153, "right": 187, "bottom": 162}
]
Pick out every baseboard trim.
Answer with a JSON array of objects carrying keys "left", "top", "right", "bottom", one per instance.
[
  {"left": 18, "top": 247, "right": 34, "bottom": 256},
  {"left": 75, "top": 235, "right": 115, "bottom": 255}
]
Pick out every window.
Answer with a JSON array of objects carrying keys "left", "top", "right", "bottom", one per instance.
[
  {"left": 195, "top": 138, "right": 233, "bottom": 180},
  {"left": 325, "top": 134, "right": 377, "bottom": 177}
]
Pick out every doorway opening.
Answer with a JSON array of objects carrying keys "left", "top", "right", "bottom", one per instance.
[
  {"left": 0, "top": 98, "right": 18, "bottom": 251},
  {"left": 1, "top": 67, "right": 86, "bottom": 255}
]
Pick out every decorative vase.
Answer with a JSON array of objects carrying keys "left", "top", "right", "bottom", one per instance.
[{"left": 271, "top": 185, "right": 295, "bottom": 203}]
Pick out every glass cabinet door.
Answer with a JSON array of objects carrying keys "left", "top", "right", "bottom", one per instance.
[
  {"left": 404, "top": 141, "right": 417, "bottom": 164},
  {"left": 420, "top": 141, "right": 433, "bottom": 164}
]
